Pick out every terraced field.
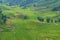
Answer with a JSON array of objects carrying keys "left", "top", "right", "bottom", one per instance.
[
  {"left": 0, "top": 0, "right": 60, "bottom": 40},
  {"left": 0, "top": 19, "right": 60, "bottom": 40}
]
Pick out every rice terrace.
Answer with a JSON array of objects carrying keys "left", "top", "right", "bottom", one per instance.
[{"left": 0, "top": 0, "right": 60, "bottom": 40}]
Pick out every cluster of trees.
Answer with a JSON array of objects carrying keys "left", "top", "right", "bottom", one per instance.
[
  {"left": 37, "top": 17, "right": 60, "bottom": 23},
  {"left": 52, "top": 6, "right": 60, "bottom": 11},
  {"left": 0, "top": 10, "right": 7, "bottom": 24}
]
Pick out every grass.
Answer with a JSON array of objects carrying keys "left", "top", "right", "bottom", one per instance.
[
  {"left": 0, "top": 19, "right": 60, "bottom": 40},
  {"left": 0, "top": 5, "right": 60, "bottom": 40}
]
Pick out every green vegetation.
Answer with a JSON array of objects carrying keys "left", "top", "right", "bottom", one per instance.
[{"left": 0, "top": 5, "right": 60, "bottom": 40}]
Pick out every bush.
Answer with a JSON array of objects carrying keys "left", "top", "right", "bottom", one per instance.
[
  {"left": 46, "top": 18, "right": 51, "bottom": 23},
  {"left": 58, "top": 19, "right": 60, "bottom": 22},
  {"left": 15, "top": 14, "right": 28, "bottom": 19},
  {"left": 0, "top": 10, "right": 7, "bottom": 24},
  {"left": 37, "top": 17, "right": 44, "bottom": 22}
]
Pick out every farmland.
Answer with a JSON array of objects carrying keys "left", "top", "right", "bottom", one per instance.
[{"left": 0, "top": 0, "right": 60, "bottom": 40}]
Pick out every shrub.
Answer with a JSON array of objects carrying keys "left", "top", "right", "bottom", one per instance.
[
  {"left": 46, "top": 18, "right": 51, "bottom": 23},
  {"left": 37, "top": 17, "right": 44, "bottom": 22}
]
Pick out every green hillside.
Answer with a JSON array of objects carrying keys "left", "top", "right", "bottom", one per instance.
[
  {"left": 1, "top": 0, "right": 60, "bottom": 39},
  {"left": 0, "top": 4, "right": 60, "bottom": 40}
]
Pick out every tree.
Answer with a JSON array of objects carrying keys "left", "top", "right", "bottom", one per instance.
[
  {"left": 37, "top": 17, "right": 44, "bottom": 22},
  {"left": 46, "top": 18, "right": 51, "bottom": 23},
  {"left": 58, "top": 18, "right": 60, "bottom": 22},
  {"left": 0, "top": 10, "right": 7, "bottom": 24},
  {"left": 2, "top": 15, "right": 7, "bottom": 24},
  {"left": 0, "top": 10, "right": 3, "bottom": 24}
]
